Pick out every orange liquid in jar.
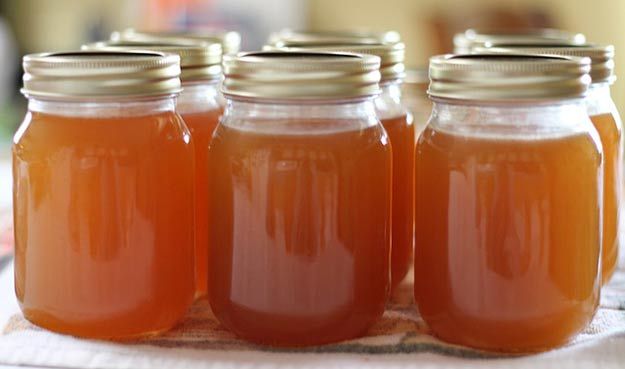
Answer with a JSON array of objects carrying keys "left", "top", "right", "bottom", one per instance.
[
  {"left": 181, "top": 109, "right": 222, "bottom": 297},
  {"left": 12, "top": 110, "right": 195, "bottom": 339},
  {"left": 414, "top": 127, "right": 601, "bottom": 352},
  {"left": 208, "top": 122, "right": 391, "bottom": 346},
  {"left": 380, "top": 114, "right": 415, "bottom": 289},
  {"left": 589, "top": 112, "right": 622, "bottom": 284}
]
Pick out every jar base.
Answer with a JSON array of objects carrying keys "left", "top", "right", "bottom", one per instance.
[
  {"left": 420, "top": 306, "right": 597, "bottom": 353},
  {"left": 211, "top": 301, "right": 385, "bottom": 347},
  {"left": 20, "top": 308, "right": 184, "bottom": 341}
]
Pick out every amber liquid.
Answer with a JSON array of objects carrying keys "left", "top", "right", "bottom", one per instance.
[
  {"left": 12, "top": 111, "right": 195, "bottom": 339},
  {"left": 381, "top": 114, "right": 415, "bottom": 289},
  {"left": 414, "top": 127, "right": 601, "bottom": 352},
  {"left": 589, "top": 113, "right": 622, "bottom": 284},
  {"left": 181, "top": 109, "right": 222, "bottom": 298},
  {"left": 208, "top": 122, "right": 391, "bottom": 346}
]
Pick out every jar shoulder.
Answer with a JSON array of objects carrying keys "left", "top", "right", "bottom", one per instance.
[{"left": 13, "top": 110, "right": 191, "bottom": 156}]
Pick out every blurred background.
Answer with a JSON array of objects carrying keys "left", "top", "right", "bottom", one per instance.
[{"left": 0, "top": 0, "right": 623, "bottom": 208}]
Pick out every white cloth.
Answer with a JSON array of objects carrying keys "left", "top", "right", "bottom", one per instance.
[{"left": 1, "top": 261, "right": 625, "bottom": 369}]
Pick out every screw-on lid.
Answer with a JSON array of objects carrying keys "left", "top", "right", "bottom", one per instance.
[
  {"left": 475, "top": 44, "right": 615, "bottom": 84},
  {"left": 428, "top": 54, "right": 591, "bottom": 101},
  {"left": 111, "top": 28, "right": 241, "bottom": 54},
  {"left": 82, "top": 39, "right": 222, "bottom": 82},
  {"left": 267, "top": 42, "right": 405, "bottom": 83},
  {"left": 268, "top": 29, "right": 401, "bottom": 46},
  {"left": 222, "top": 51, "right": 381, "bottom": 100},
  {"left": 22, "top": 51, "right": 182, "bottom": 100},
  {"left": 453, "top": 28, "right": 586, "bottom": 53}
]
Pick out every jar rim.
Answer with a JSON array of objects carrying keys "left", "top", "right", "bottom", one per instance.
[
  {"left": 474, "top": 44, "right": 615, "bottom": 84},
  {"left": 82, "top": 39, "right": 223, "bottom": 83},
  {"left": 428, "top": 53, "right": 591, "bottom": 101},
  {"left": 222, "top": 50, "right": 382, "bottom": 100},
  {"left": 266, "top": 42, "right": 405, "bottom": 83},
  {"left": 22, "top": 50, "right": 182, "bottom": 100}
]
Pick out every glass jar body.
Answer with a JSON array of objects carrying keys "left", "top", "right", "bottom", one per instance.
[
  {"left": 414, "top": 99, "right": 602, "bottom": 352},
  {"left": 375, "top": 81, "right": 415, "bottom": 292},
  {"left": 585, "top": 83, "right": 623, "bottom": 283},
  {"left": 178, "top": 81, "right": 223, "bottom": 298},
  {"left": 208, "top": 98, "right": 392, "bottom": 346},
  {"left": 12, "top": 97, "right": 195, "bottom": 339}
]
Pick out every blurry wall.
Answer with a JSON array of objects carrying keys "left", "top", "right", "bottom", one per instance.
[
  {"left": 310, "top": 0, "right": 625, "bottom": 115},
  {"left": 1, "top": 0, "right": 624, "bottom": 112},
  {"left": 3, "top": 0, "right": 139, "bottom": 52},
  {"left": 3, "top": 0, "right": 306, "bottom": 52}
]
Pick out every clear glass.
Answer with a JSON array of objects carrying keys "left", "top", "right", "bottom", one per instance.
[
  {"left": 585, "top": 83, "right": 623, "bottom": 281},
  {"left": 374, "top": 81, "right": 415, "bottom": 291},
  {"left": 178, "top": 81, "right": 223, "bottom": 299},
  {"left": 12, "top": 97, "right": 195, "bottom": 339},
  {"left": 415, "top": 98, "right": 602, "bottom": 352},
  {"left": 208, "top": 97, "right": 391, "bottom": 346},
  {"left": 401, "top": 80, "right": 432, "bottom": 137}
]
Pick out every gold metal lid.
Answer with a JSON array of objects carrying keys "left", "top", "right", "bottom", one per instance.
[
  {"left": 267, "top": 42, "right": 405, "bottom": 83},
  {"left": 474, "top": 44, "right": 615, "bottom": 84},
  {"left": 22, "top": 51, "right": 182, "bottom": 100},
  {"left": 268, "top": 29, "right": 401, "bottom": 46},
  {"left": 111, "top": 28, "right": 241, "bottom": 54},
  {"left": 222, "top": 51, "right": 381, "bottom": 100},
  {"left": 453, "top": 28, "right": 586, "bottom": 53},
  {"left": 428, "top": 54, "right": 591, "bottom": 101},
  {"left": 82, "top": 39, "right": 222, "bottom": 82}
]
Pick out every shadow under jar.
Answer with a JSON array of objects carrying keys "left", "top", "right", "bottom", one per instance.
[
  {"left": 477, "top": 44, "right": 622, "bottom": 285},
  {"left": 84, "top": 39, "right": 225, "bottom": 299},
  {"left": 13, "top": 51, "right": 195, "bottom": 339},
  {"left": 415, "top": 54, "right": 602, "bottom": 352},
  {"left": 208, "top": 51, "right": 392, "bottom": 346},
  {"left": 269, "top": 40, "right": 414, "bottom": 292}
]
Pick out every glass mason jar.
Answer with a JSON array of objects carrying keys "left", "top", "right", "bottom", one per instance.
[
  {"left": 177, "top": 81, "right": 223, "bottom": 298},
  {"left": 586, "top": 82, "right": 624, "bottom": 279},
  {"left": 85, "top": 39, "right": 224, "bottom": 298},
  {"left": 415, "top": 54, "right": 601, "bottom": 352},
  {"left": 13, "top": 51, "right": 195, "bottom": 339},
  {"left": 375, "top": 79, "right": 414, "bottom": 292},
  {"left": 453, "top": 28, "right": 585, "bottom": 53},
  {"left": 270, "top": 41, "right": 415, "bottom": 292},
  {"left": 209, "top": 51, "right": 391, "bottom": 346},
  {"left": 480, "top": 44, "right": 622, "bottom": 285}
]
